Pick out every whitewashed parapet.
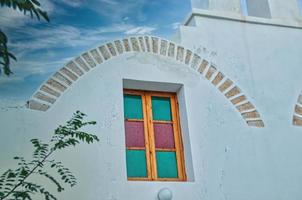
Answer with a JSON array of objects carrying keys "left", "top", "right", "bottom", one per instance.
[{"left": 27, "top": 35, "right": 265, "bottom": 127}]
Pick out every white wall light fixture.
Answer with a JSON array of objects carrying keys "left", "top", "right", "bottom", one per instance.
[{"left": 158, "top": 188, "right": 173, "bottom": 200}]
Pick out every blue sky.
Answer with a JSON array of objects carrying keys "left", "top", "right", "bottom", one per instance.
[{"left": 0, "top": 0, "right": 191, "bottom": 101}]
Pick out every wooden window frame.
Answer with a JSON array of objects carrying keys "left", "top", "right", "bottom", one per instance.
[{"left": 124, "top": 89, "right": 187, "bottom": 182}]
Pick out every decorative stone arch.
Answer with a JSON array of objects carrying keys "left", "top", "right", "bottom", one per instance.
[
  {"left": 293, "top": 93, "right": 302, "bottom": 126},
  {"left": 27, "top": 35, "right": 265, "bottom": 128}
]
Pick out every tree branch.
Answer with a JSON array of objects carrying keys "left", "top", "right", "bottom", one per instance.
[{"left": 1, "top": 149, "right": 54, "bottom": 200}]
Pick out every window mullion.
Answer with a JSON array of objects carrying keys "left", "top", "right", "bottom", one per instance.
[
  {"left": 170, "top": 95, "right": 186, "bottom": 181},
  {"left": 142, "top": 94, "right": 152, "bottom": 180},
  {"left": 145, "top": 93, "right": 158, "bottom": 180}
]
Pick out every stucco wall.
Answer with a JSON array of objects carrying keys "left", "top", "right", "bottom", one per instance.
[
  {"left": 179, "top": 14, "right": 302, "bottom": 199},
  {"left": 1, "top": 8, "right": 302, "bottom": 200},
  {"left": 0, "top": 51, "right": 257, "bottom": 200},
  {"left": 190, "top": 0, "right": 302, "bottom": 19}
]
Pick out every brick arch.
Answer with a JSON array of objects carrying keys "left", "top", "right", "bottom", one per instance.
[
  {"left": 27, "top": 36, "right": 265, "bottom": 127},
  {"left": 293, "top": 94, "right": 302, "bottom": 126}
]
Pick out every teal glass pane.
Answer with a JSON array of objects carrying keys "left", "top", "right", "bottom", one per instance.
[
  {"left": 124, "top": 94, "right": 143, "bottom": 119},
  {"left": 126, "top": 150, "right": 147, "bottom": 178},
  {"left": 156, "top": 151, "right": 178, "bottom": 178},
  {"left": 151, "top": 97, "right": 172, "bottom": 121}
]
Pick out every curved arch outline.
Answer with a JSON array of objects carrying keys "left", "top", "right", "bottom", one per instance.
[
  {"left": 293, "top": 93, "right": 302, "bottom": 126},
  {"left": 27, "top": 35, "right": 265, "bottom": 127}
]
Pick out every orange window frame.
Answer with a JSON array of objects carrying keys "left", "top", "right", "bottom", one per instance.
[{"left": 124, "top": 89, "right": 187, "bottom": 181}]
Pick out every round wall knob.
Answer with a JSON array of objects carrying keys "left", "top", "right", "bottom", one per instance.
[{"left": 158, "top": 188, "right": 173, "bottom": 200}]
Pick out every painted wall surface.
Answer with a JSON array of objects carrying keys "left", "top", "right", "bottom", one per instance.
[
  {"left": 179, "top": 13, "right": 302, "bottom": 199},
  {"left": 0, "top": 52, "right": 249, "bottom": 200},
  {"left": 191, "top": 0, "right": 302, "bottom": 20},
  {"left": 268, "top": 0, "right": 301, "bottom": 19},
  {"left": 1, "top": 2, "right": 302, "bottom": 200}
]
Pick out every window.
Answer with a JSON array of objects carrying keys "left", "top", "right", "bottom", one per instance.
[
  {"left": 241, "top": 0, "right": 271, "bottom": 18},
  {"left": 240, "top": 0, "right": 248, "bottom": 16},
  {"left": 298, "top": 0, "right": 302, "bottom": 15},
  {"left": 191, "top": 0, "right": 209, "bottom": 9},
  {"left": 123, "top": 89, "right": 186, "bottom": 181}
]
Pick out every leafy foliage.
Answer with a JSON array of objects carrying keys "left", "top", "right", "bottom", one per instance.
[
  {"left": 0, "top": 31, "right": 16, "bottom": 76},
  {"left": 0, "top": 111, "right": 99, "bottom": 200},
  {"left": 0, "top": 0, "right": 49, "bottom": 76}
]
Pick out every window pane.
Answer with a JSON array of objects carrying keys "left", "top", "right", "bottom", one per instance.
[
  {"left": 240, "top": 0, "right": 248, "bottom": 16},
  {"left": 246, "top": 0, "right": 271, "bottom": 18},
  {"left": 154, "top": 123, "right": 175, "bottom": 149},
  {"left": 124, "top": 94, "right": 143, "bottom": 119},
  {"left": 152, "top": 96, "right": 172, "bottom": 121},
  {"left": 298, "top": 0, "right": 302, "bottom": 15},
  {"left": 126, "top": 150, "right": 147, "bottom": 178},
  {"left": 156, "top": 151, "right": 178, "bottom": 178},
  {"left": 125, "top": 121, "right": 145, "bottom": 147}
]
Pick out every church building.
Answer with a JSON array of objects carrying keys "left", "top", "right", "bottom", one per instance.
[{"left": 1, "top": 0, "right": 302, "bottom": 199}]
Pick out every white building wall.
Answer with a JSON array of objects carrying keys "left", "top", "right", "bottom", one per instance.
[
  {"left": 268, "top": 0, "right": 301, "bottom": 19},
  {"left": 191, "top": 0, "right": 302, "bottom": 19},
  {"left": 208, "top": 0, "right": 241, "bottom": 14},
  {"left": 179, "top": 1, "right": 302, "bottom": 198},
  {"left": 191, "top": 0, "right": 241, "bottom": 13},
  {"left": 1, "top": 1, "right": 302, "bottom": 200},
  {"left": 0, "top": 49, "right": 248, "bottom": 199}
]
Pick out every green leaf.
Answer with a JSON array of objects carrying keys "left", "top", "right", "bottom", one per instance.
[
  {"left": 20, "top": 168, "right": 29, "bottom": 177},
  {"left": 0, "top": 0, "right": 50, "bottom": 76},
  {"left": 38, "top": 171, "right": 64, "bottom": 193},
  {"left": 31, "top": 0, "right": 40, "bottom": 6},
  {"left": 0, "top": 111, "right": 97, "bottom": 200},
  {"left": 7, "top": 172, "right": 16, "bottom": 178},
  {"left": 37, "top": 9, "right": 49, "bottom": 22}
]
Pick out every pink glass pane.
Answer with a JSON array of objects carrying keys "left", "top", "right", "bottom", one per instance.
[
  {"left": 125, "top": 121, "right": 145, "bottom": 147},
  {"left": 154, "top": 123, "right": 175, "bottom": 149}
]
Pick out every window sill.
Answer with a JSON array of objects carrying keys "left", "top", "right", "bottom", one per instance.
[{"left": 127, "top": 178, "right": 187, "bottom": 182}]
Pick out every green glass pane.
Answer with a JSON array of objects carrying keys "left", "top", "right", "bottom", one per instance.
[
  {"left": 126, "top": 150, "right": 147, "bottom": 178},
  {"left": 152, "top": 97, "right": 172, "bottom": 121},
  {"left": 156, "top": 151, "right": 178, "bottom": 178},
  {"left": 124, "top": 94, "right": 143, "bottom": 119}
]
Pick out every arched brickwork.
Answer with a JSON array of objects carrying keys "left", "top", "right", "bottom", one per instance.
[
  {"left": 27, "top": 36, "right": 265, "bottom": 127},
  {"left": 293, "top": 94, "right": 302, "bottom": 126}
]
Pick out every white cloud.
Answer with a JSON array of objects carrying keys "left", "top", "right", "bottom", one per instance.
[
  {"left": 125, "top": 26, "right": 156, "bottom": 35},
  {"left": 0, "top": 0, "right": 54, "bottom": 29},
  {"left": 172, "top": 22, "right": 181, "bottom": 30},
  {"left": 0, "top": 0, "right": 185, "bottom": 100},
  {"left": 40, "top": 0, "right": 55, "bottom": 13},
  {"left": 0, "top": 7, "right": 31, "bottom": 29},
  {"left": 58, "top": 0, "right": 84, "bottom": 7},
  {"left": 1, "top": 22, "right": 157, "bottom": 87},
  {"left": 123, "top": 16, "right": 130, "bottom": 21},
  {"left": 89, "top": 0, "right": 148, "bottom": 21},
  {"left": 1, "top": 23, "right": 141, "bottom": 84},
  {"left": 92, "top": 24, "right": 135, "bottom": 34},
  {"left": 0, "top": 0, "right": 58, "bottom": 32},
  {"left": 0, "top": 57, "right": 66, "bottom": 86},
  {"left": 8, "top": 24, "right": 136, "bottom": 53},
  {"left": 0, "top": 75, "right": 23, "bottom": 85},
  {"left": 0, "top": 59, "right": 61, "bottom": 84},
  {"left": 100, "top": 0, "right": 118, "bottom": 5}
]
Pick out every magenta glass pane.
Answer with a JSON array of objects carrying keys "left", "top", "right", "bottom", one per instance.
[
  {"left": 125, "top": 121, "right": 145, "bottom": 147},
  {"left": 154, "top": 123, "right": 175, "bottom": 149}
]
